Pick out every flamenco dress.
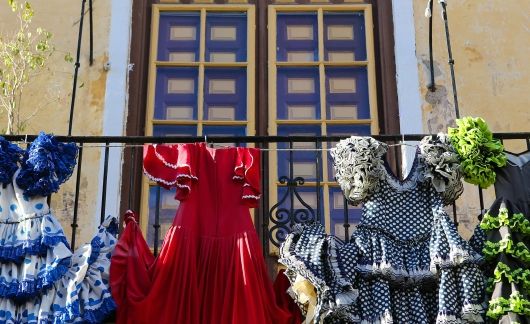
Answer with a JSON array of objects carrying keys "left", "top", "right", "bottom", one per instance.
[
  {"left": 0, "top": 132, "right": 117, "bottom": 323},
  {"left": 110, "top": 143, "right": 291, "bottom": 324},
  {"left": 474, "top": 150, "right": 530, "bottom": 323},
  {"left": 280, "top": 135, "right": 486, "bottom": 323}
]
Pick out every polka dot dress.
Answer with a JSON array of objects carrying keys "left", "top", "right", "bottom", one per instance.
[
  {"left": 280, "top": 135, "right": 486, "bottom": 323},
  {"left": 0, "top": 133, "right": 118, "bottom": 323}
]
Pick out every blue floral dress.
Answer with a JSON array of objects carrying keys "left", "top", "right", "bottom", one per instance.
[
  {"left": 0, "top": 133, "right": 117, "bottom": 323},
  {"left": 280, "top": 135, "right": 486, "bottom": 323}
]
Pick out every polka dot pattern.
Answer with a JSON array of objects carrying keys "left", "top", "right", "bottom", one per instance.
[{"left": 280, "top": 135, "right": 487, "bottom": 323}]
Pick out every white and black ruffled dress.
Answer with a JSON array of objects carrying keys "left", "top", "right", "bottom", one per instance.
[
  {"left": 280, "top": 135, "right": 486, "bottom": 323},
  {"left": 0, "top": 132, "right": 117, "bottom": 323}
]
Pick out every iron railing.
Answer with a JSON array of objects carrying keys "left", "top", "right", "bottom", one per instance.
[{"left": 3, "top": 133, "right": 530, "bottom": 254}]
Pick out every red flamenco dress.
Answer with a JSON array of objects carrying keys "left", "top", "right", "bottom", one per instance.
[{"left": 110, "top": 143, "right": 291, "bottom": 324}]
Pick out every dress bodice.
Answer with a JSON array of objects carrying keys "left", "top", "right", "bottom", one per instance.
[
  {"left": 494, "top": 151, "right": 530, "bottom": 215},
  {"left": 143, "top": 143, "right": 261, "bottom": 236}
]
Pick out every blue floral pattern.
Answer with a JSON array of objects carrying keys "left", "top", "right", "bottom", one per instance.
[{"left": 0, "top": 133, "right": 116, "bottom": 323}]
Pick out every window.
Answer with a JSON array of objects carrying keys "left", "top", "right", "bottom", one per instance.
[
  {"left": 141, "top": 5, "right": 255, "bottom": 246},
  {"left": 268, "top": 5, "right": 378, "bottom": 240}
]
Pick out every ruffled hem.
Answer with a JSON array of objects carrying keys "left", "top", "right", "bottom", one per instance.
[
  {"left": 0, "top": 257, "right": 70, "bottom": 300},
  {"left": 0, "top": 234, "right": 69, "bottom": 263},
  {"left": 430, "top": 210, "right": 484, "bottom": 270},
  {"left": 0, "top": 212, "right": 71, "bottom": 262},
  {"left": 279, "top": 224, "right": 336, "bottom": 323},
  {"left": 481, "top": 207, "right": 530, "bottom": 236},
  {"left": 83, "top": 293, "right": 117, "bottom": 323},
  {"left": 436, "top": 303, "right": 485, "bottom": 324},
  {"left": 487, "top": 292, "right": 530, "bottom": 319},
  {"left": 353, "top": 225, "right": 434, "bottom": 283},
  {"left": 483, "top": 237, "right": 530, "bottom": 264},
  {"left": 486, "top": 262, "right": 530, "bottom": 294}
]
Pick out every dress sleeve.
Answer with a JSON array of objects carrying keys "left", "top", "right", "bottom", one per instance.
[
  {"left": 143, "top": 144, "right": 197, "bottom": 200},
  {"left": 330, "top": 136, "right": 387, "bottom": 206},
  {"left": 16, "top": 132, "right": 78, "bottom": 197},
  {"left": 419, "top": 133, "right": 464, "bottom": 205},
  {"left": 234, "top": 147, "right": 261, "bottom": 208}
]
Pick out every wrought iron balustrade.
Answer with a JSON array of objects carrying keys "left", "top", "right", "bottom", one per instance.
[{"left": 3, "top": 133, "right": 529, "bottom": 255}]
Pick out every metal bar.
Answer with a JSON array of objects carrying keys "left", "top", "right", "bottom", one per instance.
[
  {"left": 440, "top": 1, "right": 460, "bottom": 119},
  {"left": 260, "top": 143, "right": 268, "bottom": 256},
  {"left": 71, "top": 143, "right": 84, "bottom": 249},
  {"left": 343, "top": 196, "right": 350, "bottom": 242},
  {"left": 289, "top": 141, "right": 294, "bottom": 227},
  {"left": 315, "top": 139, "right": 321, "bottom": 223},
  {"left": 100, "top": 143, "right": 110, "bottom": 224},
  {"left": 452, "top": 203, "right": 458, "bottom": 228},
  {"left": 427, "top": 0, "right": 436, "bottom": 91},
  {"left": 3, "top": 133, "right": 530, "bottom": 143},
  {"left": 478, "top": 187, "right": 484, "bottom": 214},
  {"left": 128, "top": 146, "right": 135, "bottom": 209},
  {"left": 154, "top": 186, "right": 161, "bottom": 256},
  {"left": 68, "top": 0, "right": 87, "bottom": 136},
  {"left": 89, "top": 0, "right": 94, "bottom": 66}
]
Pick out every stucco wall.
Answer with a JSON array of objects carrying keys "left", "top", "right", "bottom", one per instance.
[
  {"left": 0, "top": 1, "right": 112, "bottom": 246},
  {"left": 411, "top": 0, "right": 530, "bottom": 237}
]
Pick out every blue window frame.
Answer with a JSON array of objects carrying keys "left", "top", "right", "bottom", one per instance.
[
  {"left": 329, "top": 187, "right": 361, "bottom": 240},
  {"left": 326, "top": 67, "right": 370, "bottom": 120},
  {"left": 147, "top": 186, "right": 178, "bottom": 248},
  {"left": 158, "top": 13, "right": 200, "bottom": 62},
  {"left": 204, "top": 68, "right": 247, "bottom": 121},
  {"left": 206, "top": 13, "right": 247, "bottom": 62},
  {"left": 276, "top": 13, "right": 318, "bottom": 62},
  {"left": 154, "top": 67, "right": 198, "bottom": 120},
  {"left": 324, "top": 12, "right": 366, "bottom": 61},
  {"left": 153, "top": 125, "right": 197, "bottom": 137},
  {"left": 277, "top": 67, "right": 320, "bottom": 120},
  {"left": 277, "top": 125, "right": 322, "bottom": 182}
]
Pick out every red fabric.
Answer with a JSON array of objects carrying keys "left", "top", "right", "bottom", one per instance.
[
  {"left": 111, "top": 143, "right": 291, "bottom": 324},
  {"left": 110, "top": 211, "right": 155, "bottom": 324},
  {"left": 273, "top": 270, "right": 304, "bottom": 324}
]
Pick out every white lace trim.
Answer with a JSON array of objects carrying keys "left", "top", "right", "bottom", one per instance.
[
  {"left": 242, "top": 194, "right": 260, "bottom": 200},
  {"left": 356, "top": 263, "right": 436, "bottom": 282},
  {"left": 360, "top": 310, "right": 394, "bottom": 324},
  {"left": 143, "top": 167, "right": 178, "bottom": 187},
  {"left": 430, "top": 247, "right": 476, "bottom": 270},
  {"left": 153, "top": 145, "right": 198, "bottom": 180},
  {"left": 143, "top": 167, "right": 191, "bottom": 191}
]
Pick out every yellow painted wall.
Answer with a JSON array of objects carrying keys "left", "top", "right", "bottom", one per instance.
[
  {"left": 0, "top": 1, "right": 112, "bottom": 246},
  {"left": 412, "top": 0, "right": 530, "bottom": 237}
]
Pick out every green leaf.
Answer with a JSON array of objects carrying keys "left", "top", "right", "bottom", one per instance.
[{"left": 64, "top": 53, "right": 74, "bottom": 63}]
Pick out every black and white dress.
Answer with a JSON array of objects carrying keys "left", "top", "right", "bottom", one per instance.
[{"left": 280, "top": 135, "right": 486, "bottom": 323}]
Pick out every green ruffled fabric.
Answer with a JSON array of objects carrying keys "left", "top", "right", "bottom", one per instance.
[
  {"left": 483, "top": 238, "right": 530, "bottom": 263},
  {"left": 448, "top": 117, "right": 507, "bottom": 189},
  {"left": 486, "top": 262, "right": 530, "bottom": 293},
  {"left": 487, "top": 291, "right": 530, "bottom": 319},
  {"left": 481, "top": 208, "right": 530, "bottom": 236}
]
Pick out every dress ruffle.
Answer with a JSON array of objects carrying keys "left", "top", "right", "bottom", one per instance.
[
  {"left": 0, "top": 213, "right": 70, "bottom": 263},
  {"left": 143, "top": 144, "right": 198, "bottom": 200},
  {"left": 418, "top": 134, "right": 464, "bottom": 205},
  {"left": 330, "top": 136, "right": 387, "bottom": 206},
  {"left": 0, "top": 137, "right": 24, "bottom": 186},
  {"left": 430, "top": 208, "right": 484, "bottom": 270},
  {"left": 279, "top": 223, "right": 335, "bottom": 323},
  {"left": 0, "top": 215, "right": 117, "bottom": 323},
  {"left": 480, "top": 198, "right": 530, "bottom": 321},
  {"left": 16, "top": 132, "right": 78, "bottom": 198},
  {"left": 353, "top": 225, "right": 433, "bottom": 284}
]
